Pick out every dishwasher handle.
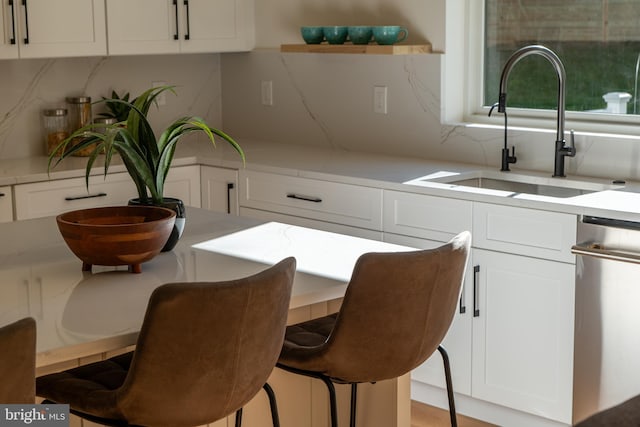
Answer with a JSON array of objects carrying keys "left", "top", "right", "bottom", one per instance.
[{"left": 571, "top": 243, "right": 640, "bottom": 265}]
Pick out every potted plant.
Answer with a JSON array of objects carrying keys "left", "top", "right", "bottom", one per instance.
[
  {"left": 98, "top": 90, "right": 135, "bottom": 122},
  {"left": 48, "top": 85, "right": 245, "bottom": 251}
]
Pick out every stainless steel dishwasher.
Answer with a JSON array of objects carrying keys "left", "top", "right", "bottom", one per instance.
[{"left": 572, "top": 215, "right": 640, "bottom": 423}]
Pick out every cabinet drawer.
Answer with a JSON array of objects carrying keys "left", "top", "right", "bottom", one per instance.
[
  {"left": 14, "top": 173, "right": 137, "bottom": 220},
  {"left": 0, "top": 186, "right": 13, "bottom": 222},
  {"left": 473, "top": 202, "right": 576, "bottom": 263},
  {"left": 239, "top": 170, "right": 383, "bottom": 230},
  {"left": 383, "top": 190, "right": 472, "bottom": 242}
]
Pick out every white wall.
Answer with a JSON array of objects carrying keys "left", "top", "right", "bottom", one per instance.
[
  {"left": 221, "top": 0, "right": 640, "bottom": 182},
  {"left": 0, "top": 54, "right": 222, "bottom": 159}
]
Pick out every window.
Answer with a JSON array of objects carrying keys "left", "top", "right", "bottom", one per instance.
[{"left": 483, "top": 0, "right": 640, "bottom": 118}]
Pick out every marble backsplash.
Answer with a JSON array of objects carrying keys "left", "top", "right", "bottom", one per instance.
[
  {"left": 220, "top": 49, "right": 640, "bottom": 182},
  {"left": 0, "top": 54, "right": 223, "bottom": 160},
  {"left": 3, "top": 48, "right": 640, "bottom": 183}
]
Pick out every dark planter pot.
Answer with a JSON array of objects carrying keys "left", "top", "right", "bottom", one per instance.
[{"left": 128, "top": 197, "right": 185, "bottom": 252}]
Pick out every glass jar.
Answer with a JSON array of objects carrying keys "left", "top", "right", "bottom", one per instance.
[
  {"left": 66, "top": 96, "right": 92, "bottom": 131},
  {"left": 42, "top": 108, "right": 68, "bottom": 156},
  {"left": 94, "top": 117, "right": 118, "bottom": 134},
  {"left": 66, "top": 96, "right": 93, "bottom": 157}
]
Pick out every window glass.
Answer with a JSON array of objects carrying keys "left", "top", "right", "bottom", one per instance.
[{"left": 484, "top": 0, "right": 640, "bottom": 115}]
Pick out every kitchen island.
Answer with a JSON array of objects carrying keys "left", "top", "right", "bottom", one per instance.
[
  {"left": 0, "top": 207, "right": 415, "bottom": 427},
  {"left": 4, "top": 138, "right": 640, "bottom": 426}
]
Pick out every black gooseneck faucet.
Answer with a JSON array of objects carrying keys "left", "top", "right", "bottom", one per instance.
[{"left": 496, "top": 45, "right": 576, "bottom": 177}]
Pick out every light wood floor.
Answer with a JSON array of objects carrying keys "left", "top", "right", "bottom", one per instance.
[{"left": 411, "top": 400, "right": 496, "bottom": 427}]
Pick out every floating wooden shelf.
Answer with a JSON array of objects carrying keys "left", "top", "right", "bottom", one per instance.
[{"left": 280, "top": 43, "right": 432, "bottom": 55}]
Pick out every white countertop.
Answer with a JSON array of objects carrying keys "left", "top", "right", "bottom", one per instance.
[
  {"left": 0, "top": 207, "right": 412, "bottom": 368},
  {"left": 2, "top": 138, "right": 640, "bottom": 221}
]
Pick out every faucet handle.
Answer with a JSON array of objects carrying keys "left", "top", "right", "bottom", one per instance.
[
  {"left": 565, "top": 130, "right": 576, "bottom": 157},
  {"left": 501, "top": 145, "right": 517, "bottom": 171}
]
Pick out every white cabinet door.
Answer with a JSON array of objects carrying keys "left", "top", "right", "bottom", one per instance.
[
  {"left": 105, "top": 0, "right": 254, "bottom": 55},
  {"left": 3, "top": 0, "right": 107, "bottom": 59},
  {"left": 382, "top": 190, "right": 473, "bottom": 396},
  {"left": 200, "top": 165, "right": 238, "bottom": 214},
  {"left": 384, "top": 232, "right": 473, "bottom": 397},
  {"left": 471, "top": 249, "right": 575, "bottom": 424},
  {"left": 164, "top": 165, "right": 201, "bottom": 208},
  {"left": 179, "top": 0, "right": 254, "bottom": 53},
  {"left": 105, "top": 0, "right": 180, "bottom": 55},
  {"left": 0, "top": 186, "right": 13, "bottom": 222}
]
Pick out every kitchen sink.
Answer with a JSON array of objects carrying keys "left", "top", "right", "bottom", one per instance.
[{"left": 416, "top": 170, "right": 623, "bottom": 198}]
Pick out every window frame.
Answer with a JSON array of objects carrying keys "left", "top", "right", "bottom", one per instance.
[{"left": 464, "top": 0, "right": 640, "bottom": 137}]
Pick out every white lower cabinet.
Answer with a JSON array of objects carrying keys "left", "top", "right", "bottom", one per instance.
[
  {"left": 239, "top": 170, "right": 383, "bottom": 239},
  {"left": 472, "top": 249, "right": 575, "bottom": 424},
  {"left": 384, "top": 190, "right": 578, "bottom": 425},
  {"left": 384, "top": 232, "right": 474, "bottom": 397},
  {"left": 14, "top": 165, "right": 201, "bottom": 220},
  {"left": 383, "top": 190, "right": 473, "bottom": 395},
  {"left": 200, "top": 165, "right": 239, "bottom": 214},
  {"left": 0, "top": 186, "right": 13, "bottom": 222},
  {"left": 14, "top": 172, "right": 138, "bottom": 220}
]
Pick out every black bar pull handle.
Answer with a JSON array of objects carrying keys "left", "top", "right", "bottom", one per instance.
[
  {"left": 172, "top": 0, "right": 179, "bottom": 40},
  {"left": 226, "top": 183, "right": 234, "bottom": 214},
  {"left": 459, "top": 281, "right": 466, "bottom": 314},
  {"left": 65, "top": 192, "right": 107, "bottom": 201},
  {"left": 473, "top": 265, "right": 480, "bottom": 317},
  {"left": 0, "top": 192, "right": 5, "bottom": 197},
  {"left": 286, "top": 193, "right": 322, "bottom": 203},
  {"left": 21, "top": 0, "right": 28, "bottom": 44},
  {"left": 183, "top": 0, "right": 190, "bottom": 40},
  {"left": 8, "top": 0, "right": 16, "bottom": 44}
]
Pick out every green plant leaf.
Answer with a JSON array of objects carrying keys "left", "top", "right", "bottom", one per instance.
[{"left": 47, "top": 85, "right": 245, "bottom": 204}]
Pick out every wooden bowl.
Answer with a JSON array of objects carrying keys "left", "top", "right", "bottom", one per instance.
[{"left": 57, "top": 206, "right": 176, "bottom": 273}]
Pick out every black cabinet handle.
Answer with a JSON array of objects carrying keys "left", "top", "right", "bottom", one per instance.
[
  {"left": 226, "top": 183, "right": 234, "bottom": 214},
  {"left": 21, "top": 0, "right": 28, "bottom": 44},
  {"left": 8, "top": 0, "right": 16, "bottom": 44},
  {"left": 0, "top": 192, "right": 5, "bottom": 197},
  {"left": 459, "top": 282, "right": 466, "bottom": 314},
  {"left": 183, "top": 0, "right": 190, "bottom": 40},
  {"left": 172, "top": 0, "right": 179, "bottom": 40},
  {"left": 473, "top": 265, "right": 480, "bottom": 317},
  {"left": 65, "top": 192, "right": 107, "bottom": 201},
  {"left": 286, "top": 193, "right": 322, "bottom": 203}
]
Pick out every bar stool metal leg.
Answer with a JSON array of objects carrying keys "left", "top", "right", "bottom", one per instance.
[
  {"left": 350, "top": 383, "right": 358, "bottom": 427},
  {"left": 263, "top": 383, "right": 281, "bottom": 427},
  {"left": 437, "top": 345, "right": 458, "bottom": 427}
]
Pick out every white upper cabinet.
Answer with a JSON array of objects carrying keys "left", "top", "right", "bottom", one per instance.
[
  {"left": 106, "top": 0, "right": 254, "bottom": 55},
  {"left": 0, "top": 0, "right": 106, "bottom": 59}
]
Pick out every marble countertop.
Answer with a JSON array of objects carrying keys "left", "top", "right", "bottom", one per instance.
[
  {"left": 2, "top": 138, "right": 640, "bottom": 221},
  {"left": 0, "top": 207, "right": 412, "bottom": 368}
]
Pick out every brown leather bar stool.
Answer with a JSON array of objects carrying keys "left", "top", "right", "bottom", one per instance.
[
  {"left": 277, "top": 232, "right": 471, "bottom": 427},
  {"left": 0, "top": 317, "right": 36, "bottom": 403},
  {"left": 36, "top": 257, "right": 296, "bottom": 427},
  {"left": 574, "top": 394, "right": 640, "bottom": 426}
]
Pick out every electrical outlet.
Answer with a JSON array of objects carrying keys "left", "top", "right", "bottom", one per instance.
[
  {"left": 374, "top": 86, "right": 388, "bottom": 114},
  {"left": 261, "top": 80, "right": 273, "bottom": 106},
  {"left": 152, "top": 81, "right": 167, "bottom": 106}
]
